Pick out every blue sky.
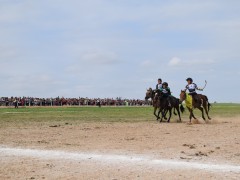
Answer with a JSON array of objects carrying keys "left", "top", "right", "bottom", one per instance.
[{"left": 0, "top": 0, "right": 240, "bottom": 102}]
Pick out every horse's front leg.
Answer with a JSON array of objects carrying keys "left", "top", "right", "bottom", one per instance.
[
  {"left": 157, "top": 108, "right": 163, "bottom": 121},
  {"left": 188, "top": 108, "right": 193, "bottom": 123},
  {"left": 159, "top": 108, "right": 164, "bottom": 122},
  {"left": 192, "top": 112, "right": 197, "bottom": 119},
  {"left": 153, "top": 107, "right": 159, "bottom": 120},
  {"left": 163, "top": 109, "right": 168, "bottom": 120}
]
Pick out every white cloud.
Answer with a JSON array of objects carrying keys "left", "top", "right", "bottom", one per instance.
[
  {"left": 168, "top": 57, "right": 181, "bottom": 66},
  {"left": 168, "top": 57, "right": 215, "bottom": 67},
  {"left": 81, "top": 50, "right": 119, "bottom": 65},
  {"left": 65, "top": 49, "right": 120, "bottom": 78},
  {"left": 0, "top": 73, "right": 66, "bottom": 97},
  {"left": 140, "top": 60, "right": 152, "bottom": 67}
]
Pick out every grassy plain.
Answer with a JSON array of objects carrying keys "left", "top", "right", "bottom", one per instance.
[{"left": 0, "top": 103, "right": 239, "bottom": 127}]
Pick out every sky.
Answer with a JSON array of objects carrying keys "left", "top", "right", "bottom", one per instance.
[{"left": 0, "top": 0, "right": 240, "bottom": 102}]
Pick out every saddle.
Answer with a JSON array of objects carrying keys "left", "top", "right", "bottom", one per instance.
[
  {"left": 186, "top": 93, "right": 193, "bottom": 109},
  {"left": 187, "top": 94, "right": 203, "bottom": 109}
]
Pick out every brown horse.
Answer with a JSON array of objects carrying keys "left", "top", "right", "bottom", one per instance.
[
  {"left": 179, "top": 91, "right": 211, "bottom": 122},
  {"left": 145, "top": 88, "right": 161, "bottom": 119},
  {"left": 145, "top": 88, "right": 178, "bottom": 121}
]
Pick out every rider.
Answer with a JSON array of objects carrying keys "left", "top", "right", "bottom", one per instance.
[
  {"left": 160, "top": 82, "right": 171, "bottom": 106},
  {"left": 156, "top": 78, "right": 162, "bottom": 90},
  {"left": 184, "top": 78, "right": 203, "bottom": 103}
]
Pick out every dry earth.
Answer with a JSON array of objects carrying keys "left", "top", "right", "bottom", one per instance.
[{"left": 0, "top": 117, "right": 240, "bottom": 179}]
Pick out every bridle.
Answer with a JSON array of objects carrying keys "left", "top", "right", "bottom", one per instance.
[{"left": 180, "top": 91, "right": 186, "bottom": 103}]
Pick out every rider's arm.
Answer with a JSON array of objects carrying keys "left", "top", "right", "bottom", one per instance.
[
  {"left": 167, "top": 88, "right": 171, "bottom": 95},
  {"left": 195, "top": 84, "right": 203, "bottom": 91}
]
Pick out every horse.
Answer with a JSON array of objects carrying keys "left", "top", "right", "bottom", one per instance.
[
  {"left": 145, "top": 88, "right": 161, "bottom": 119},
  {"left": 157, "top": 93, "right": 185, "bottom": 123},
  {"left": 179, "top": 90, "right": 211, "bottom": 123},
  {"left": 145, "top": 88, "right": 181, "bottom": 121}
]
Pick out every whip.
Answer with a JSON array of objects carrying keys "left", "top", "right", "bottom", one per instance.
[{"left": 202, "top": 80, "right": 207, "bottom": 90}]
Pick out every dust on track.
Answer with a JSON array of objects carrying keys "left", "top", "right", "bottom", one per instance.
[{"left": 0, "top": 117, "right": 240, "bottom": 179}]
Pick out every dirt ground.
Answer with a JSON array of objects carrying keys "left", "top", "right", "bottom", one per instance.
[{"left": 0, "top": 117, "right": 240, "bottom": 180}]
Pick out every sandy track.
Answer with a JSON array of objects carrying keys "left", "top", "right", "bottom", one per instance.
[
  {"left": 1, "top": 146, "right": 240, "bottom": 172},
  {"left": 0, "top": 117, "right": 240, "bottom": 179}
]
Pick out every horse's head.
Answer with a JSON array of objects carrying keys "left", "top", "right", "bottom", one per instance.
[
  {"left": 179, "top": 90, "right": 186, "bottom": 103},
  {"left": 145, "top": 88, "right": 153, "bottom": 100}
]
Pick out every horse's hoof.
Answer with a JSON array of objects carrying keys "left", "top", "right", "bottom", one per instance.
[{"left": 208, "top": 117, "right": 211, "bottom": 120}]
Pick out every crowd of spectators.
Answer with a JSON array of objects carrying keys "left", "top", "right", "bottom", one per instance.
[{"left": 0, "top": 97, "right": 151, "bottom": 108}]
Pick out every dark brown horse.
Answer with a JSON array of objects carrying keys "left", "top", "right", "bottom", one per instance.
[
  {"left": 145, "top": 88, "right": 161, "bottom": 119},
  {"left": 157, "top": 92, "right": 185, "bottom": 123},
  {"left": 179, "top": 91, "right": 211, "bottom": 122},
  {"left": 145, "top": 88, "right": 181, "bottom": 121}
]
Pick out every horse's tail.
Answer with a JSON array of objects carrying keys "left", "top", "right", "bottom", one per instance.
[
  {"left": 180, "top": 104, "right": 185, "bottom": 113},
  {"left": 208, "top": 102, "right": 211, "bottom": 112},
  {"left": 177, "top": 98, "right": 185, "bottom": 113},
  {"left": 174, "top": 108, "right": 177, "bottom": 115}
]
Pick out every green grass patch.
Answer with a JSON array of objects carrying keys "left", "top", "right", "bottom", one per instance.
[
  {"left": 208, "top": 103, "right": 240, "bottom": 117},
  {"left": 0, "top": 103, "right": 239, "bottom": 126},
  {"left": 0, "top": 107, "right": 152, "bottom": 126}
]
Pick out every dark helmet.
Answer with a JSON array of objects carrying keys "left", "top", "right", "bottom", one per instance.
[
  {"left": 186, "top": 78, "right": 193, "bottom": 82},
  {"left": 162, "top": 82, "right": 168, "bottom": 86}
]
